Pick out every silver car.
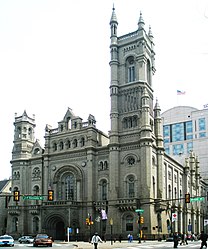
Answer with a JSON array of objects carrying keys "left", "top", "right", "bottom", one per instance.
[{"left": 18, "top": 236, "right": 34, "bottom": 244}]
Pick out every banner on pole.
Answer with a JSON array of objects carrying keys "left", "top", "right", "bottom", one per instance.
[{"left": 172, "top": 213, "right": 177, "bottom": 222}]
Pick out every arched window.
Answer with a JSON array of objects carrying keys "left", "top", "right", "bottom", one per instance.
[
  {"left": 100, "top": 161, "right": 104, "bottom": 170},
  {"left": 53, "top": 142, "right": 57, "bottom": 151},
  {"left": 59, "top": 141, "right": 64, "bottom": 150},
  {"left": 126, "top": 56, "right": 136, "bottom": 83},
  {"left": 66, "top": 140, "right": 71, "bottom": 149},
  {"left": 174, "top": 187, "right": 177, "bottom": 199},
  {"left": 153, "top": 176, "right": 156, "bottom": 198},
  {"left": 147, "top": 59, "right": 151, "bottom": 85},
  {"left": 80, "top": 137, "right": 85, "bottom": 147},
  {"left": 33, "top": 217, "right": 39, "bottom": 233},
  {"left": 168, "top": 185, "right": 171, "bottom": 199},
  {"left": 73, "top": 139, "right": 78, "bottom": 148},
  {"left": 101, "top": 180, "right": 107, "bottom": 200},
  {"left": 13, "top": 217, "right": 18, "bottom": 232},
  {"left": 127, "top": 175, "right": 135, "bottom": 198},
  {"left": 104, "top": 161, "right": 108, "bottom": 170},
  {"left": 126, "top": 215, "right": 133, "bottom": 231},
  {"left": 65, "top": 175, "right": 75, "bottom": 200},
  {"left": 17, "top": 127, "right": 21, "bottom": 138},
  {"left": 33, "top": 185, "right": 40, "bottom": 195}
]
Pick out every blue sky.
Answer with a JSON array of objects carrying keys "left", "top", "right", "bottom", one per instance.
[{"left": 0, "top": 0, "right": 208, "bottom": 179}]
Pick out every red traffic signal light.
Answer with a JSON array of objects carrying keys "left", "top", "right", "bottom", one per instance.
[
  {"left": 48, "top": 190, "right": 54, "bottom": 201},
  {"left": 13, "top": 190, "right": 20, "bottom": 201},
  {"left": 185, "top": 193, "right": 190, "bottom": 203}
]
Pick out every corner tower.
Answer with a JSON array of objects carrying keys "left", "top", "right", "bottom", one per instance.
[{"left": 12, "top": 110, "right": 36, "bottom": 160}]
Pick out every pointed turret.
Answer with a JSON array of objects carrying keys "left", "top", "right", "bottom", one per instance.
[
  {"left": 138, "top": 11, "right": 145, "bottom": 30},
  {"left": 110, "top": 5, "right": 118, "bottom": 43},
  {"left": 154, "top": 98, "right": 164, "bottom": 148}
]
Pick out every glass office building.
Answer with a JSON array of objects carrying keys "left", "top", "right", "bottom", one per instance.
[{"left": 162, "top": 106, "right": 208, "bottom": 180}]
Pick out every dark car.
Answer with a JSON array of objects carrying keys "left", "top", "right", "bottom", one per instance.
[
  {"left": 18, "top": 236, "right": 34, "bottom": 243},
  {"left": 33, "top": 234, "right": 53, "bottom": 247}
]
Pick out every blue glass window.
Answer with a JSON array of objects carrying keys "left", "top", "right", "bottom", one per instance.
[
  {"left": 164, "top": 125, "right": 170, "bottom": 137},
  {"left": 164, "top": 138, "right": 170, "bottom": 143},
  {"left": 186, "top": 121, "right": 193, "bottom": 133},
  {"left": 187, "top": 142, "right": 193, "bottom": 153},
  {"left": 172, "top": 123, "right": 184, "bottom": 142},
  {"left": 173, "top": 144, "right": 184, "bottom": 155},
  {"left": 165, "top": 147, "right": 170, "bottom": 155},
  {"left": 186, "top": 134, "right": 193, "bottom": 140},
  {"left": 199, "top": 132, "right": 206, "bottom": 138},
  {"left": 199, "top": 118, "right": 206, "bottom": 131}
]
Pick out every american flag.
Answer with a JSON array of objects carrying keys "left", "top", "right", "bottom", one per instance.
[{"left": 177, "top": 90, "right": 186, "bottom": 95}]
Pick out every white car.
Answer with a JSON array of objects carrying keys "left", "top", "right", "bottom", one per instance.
[
  {"left": 0, "top": 235, "right": 14, "bottom": 247},
  {"left": 18, "top": 236, "right": 34, "bottom": 243}
]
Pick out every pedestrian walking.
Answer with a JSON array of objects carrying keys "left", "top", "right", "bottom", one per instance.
[
  {"left": 200, "top": 231, "right": 208, "bottom": 249},
  {"left": 180, "top": 232, "right": 186, "bottom": 245},
  {"left": 91, "top": 232, "right": 102, "bottom": 249},
  {"left": 185, "top": 233, "right": 188, "bottom": 245},
  {"left": 173, "top": 232, "right": 179, "bottom": 248}
]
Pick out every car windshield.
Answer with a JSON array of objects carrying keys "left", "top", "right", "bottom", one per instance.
[
  {"left": 0, "top": 236, "right": 12, "bottom": 239},
  {"left": 37, "top": 235, "right": 48, "bottom": 239}
]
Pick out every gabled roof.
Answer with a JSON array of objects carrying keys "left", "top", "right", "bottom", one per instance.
[{"left": 0, "top": 179, "right": 11, "bottom": 193}]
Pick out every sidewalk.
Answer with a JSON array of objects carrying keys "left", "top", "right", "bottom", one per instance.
[{"left": 62, "top": 240, "right": 155, "bottom": 248}]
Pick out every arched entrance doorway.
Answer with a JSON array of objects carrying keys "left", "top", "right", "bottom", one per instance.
[{"left": 43, "top": 215, "right": 66, "bottom": 240}]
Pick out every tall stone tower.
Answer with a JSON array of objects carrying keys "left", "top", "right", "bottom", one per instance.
[{"left": 108, "top": 7, "right": 164, "bottom": 233}]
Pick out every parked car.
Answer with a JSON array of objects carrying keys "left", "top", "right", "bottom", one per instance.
[
  {"left": 33, "top": 234, "right": 53, "bottom": 247},
  {"left": 0, "top": 235, "right": 14, "bottom": 247},
  {"left": 18, "top": 236, "right": 34, "bottom": 243}
]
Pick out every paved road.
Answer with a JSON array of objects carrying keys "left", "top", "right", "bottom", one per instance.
[{"left": 14, "top": 240, "right": 202, "bottom": 249}]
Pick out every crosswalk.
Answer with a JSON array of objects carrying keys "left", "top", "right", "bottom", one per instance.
[
  {"left": 15, "top": 241, "right": 202, "bottom": 248},
  {"left": 114, "top": 241, "right": 201, "bottom": 248}
]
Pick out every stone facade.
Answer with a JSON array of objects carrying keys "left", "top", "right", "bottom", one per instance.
[{"left": 6, "top": 8, "right": 207, "bottom": 241}]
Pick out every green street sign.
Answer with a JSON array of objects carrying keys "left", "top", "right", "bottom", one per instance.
[
  {"left": 190, "top": 197, "right": 205, "bottom": 202},
  {"left": 23, "top": 196, "right": 44, "bottom": 200},
  {"left": 135, "top": 209, "right": 144, "bottom": 213}
]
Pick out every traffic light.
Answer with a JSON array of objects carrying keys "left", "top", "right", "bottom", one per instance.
[
  {"left": 13, "top": 190, "right": 20, "bottom": 201},
  {"left": 48, "top": 190, "right": 54, "bottom": 201},
  {"left": 140, "top": 216, "right": 144, "bottom": 224},
  {"left": 89, "top": 216, "right": 93, "bottom": 225},
  {"left": 185, "top": 193, "right": 190, "bottom": 203},
  {"left": 85, "top": 218, "right": 89, "bottom": 225}
]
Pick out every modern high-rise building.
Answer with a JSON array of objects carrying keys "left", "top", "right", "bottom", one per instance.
[
  {"left": 6, "top": 8, "right": 207, "bottom": 241},
  {"left": 162, "top": 106, "right": 208, "bottom": 180}
]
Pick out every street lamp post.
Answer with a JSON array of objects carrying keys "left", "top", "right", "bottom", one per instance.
[{"left": 110, "top": 218, "right": 113, "bottom": 245}]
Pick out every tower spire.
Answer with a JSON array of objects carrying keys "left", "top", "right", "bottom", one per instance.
[{"left": 138, "top": 11, "right": 145, "bottom": 30}]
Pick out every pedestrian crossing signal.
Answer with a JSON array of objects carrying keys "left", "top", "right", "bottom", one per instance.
[
  {"left": 48, "top": 190, "right": 54, "bottom": 201},
  {"left": 185, "top": 193, "right": 190, "bottom": 203}
]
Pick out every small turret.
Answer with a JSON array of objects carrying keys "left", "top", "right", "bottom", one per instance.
[
  {"left": 110, "top": 5, "right": 118, "bottom": 45},
  {"left": 138, "top": 12, "right": 145, "bottom": 30}
]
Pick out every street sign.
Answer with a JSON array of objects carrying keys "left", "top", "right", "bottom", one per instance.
[
  {"left": 23, "top": 195, "right": 44, "bottom": 200},
  {"left": 190, "top": 197, "right": 205, "bottom": 202},
  {"left": 135, "top": 209, "right": 144, "bottom": 214}
]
